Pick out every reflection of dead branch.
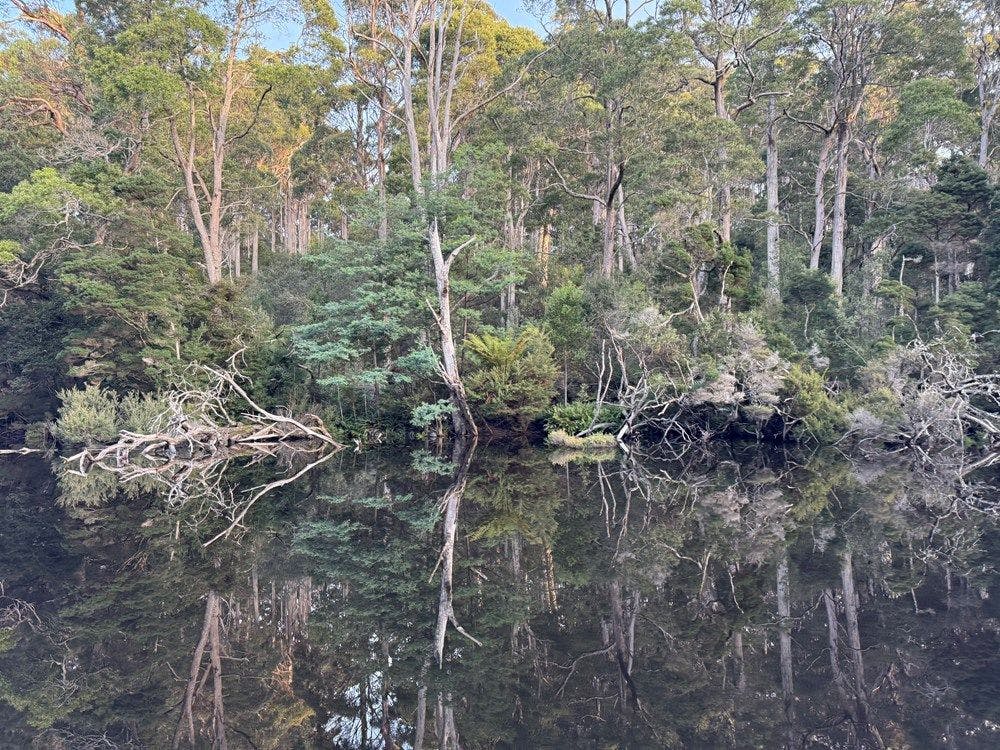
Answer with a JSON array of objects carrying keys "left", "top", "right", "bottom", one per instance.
[
  {"left": 0, "top": 592, "right": 44, "bottom": 633},
  {"left": 203, "top": 450, "right": 338, "bottom": 547},
  {"left": 33, "top": 728, "right": 138, "bottom": 750},
  {"left": 61, "top": 444, "right": 337, "bottom": 547}
]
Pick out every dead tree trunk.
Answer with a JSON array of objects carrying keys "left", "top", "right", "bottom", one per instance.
[{"left": 765, "top": 96, "right": 781, "bottom": 303}]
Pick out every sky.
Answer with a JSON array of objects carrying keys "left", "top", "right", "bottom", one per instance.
[
  {"left": 261, "top": 0, "right": 550, "bottom": 50},
  {"left": 43, "top": 1, "right": 551, "bottom": 50}
]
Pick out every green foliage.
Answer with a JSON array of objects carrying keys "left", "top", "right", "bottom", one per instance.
[
  {"left": 289, "top": 196, "right": 435, "bottom": 426},
  {"left": 54, "top": 385, "right": 167, "bottom": 446},
  {"left": 547, "top": 401, "right": 624, "bottom": 436},
  {"left": 410, "top": 399, "right": 455, "bottom": 430},
  {"left": 465, "top": 325, "right": 558, "bottom": 426},
  {"left": 543, "top": 282, "right": 589, "bottom": 354},
  {"left": 54, "top": 384, "right": 120, "bottom": 445},
  {"left": 118, "top": 392, "right": 166, "bottom": 433},
  {"left": 781, "top": 364, "right": 846, "bottom": 443}
]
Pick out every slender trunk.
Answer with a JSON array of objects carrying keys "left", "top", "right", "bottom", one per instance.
[
  {"left": 617, "top": 187, "right": 637, "bottom": 271},
  {"left": 174, "top": 592, "right": 226, "bottom": 749},
  {"left": 978, "top": 73, "right": 995, "bottom": 170},
  {"left": 609, "top": 580, "right": 638, "bottom": 708},
  {"left": 250, "top": 227, "right": 259, "bottom": 275},
  {"left": 829, "top": 124, "right": 851, "bottom": 295},
  {"left": 377, "top": 87, "right": 389, "bottom": 241},
  {"left": 536, "top": 220, "right": 552, "bottom": 288},
  {"left": 232, "top": 233, "right": 241, "bottom": 278},
  {"left": 600, "top": 198, "right": 617, "bottom": 278},
  {"left": 810, "top": 132, "right": 836, "bottom": 270},
  {"left": 841, "top": 552, "right": 883, "bottom": 748},
  {"left": 208, "top": 598, "right": 228, "bottom": 750},
  {"left": 733, "top": 631, "right": 746, "bottom": 691},
  {"left": 765, "top": 97, "right": 781, "bottom": 303},
  {"left": 174, "top": 593, "right": 216, "bottom": 749},
  {"left": 823, "top": 588, "right": 851, "bottom": 703},
  {"left": 251, "top": 565, "right": 260, "bottom": 621},
  {"left": 719, "top": 184, "right": 733, "bottom": 243},
  {"left": 980, "top": 112, "right": 990, "bottom": 169},
  {"left": 170, "top": 114, "right": 222, "bottom": 285},
  {"left": 715, "top": 76, "right": 733, "bottom": 243}
]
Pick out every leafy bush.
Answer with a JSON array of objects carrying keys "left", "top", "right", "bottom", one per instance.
[
  {"left": 465, "top": 325, "right": 558, "bottom": 427},
  {"left": 119, "top": 392, "right": 167, "bottom": 433},
  {"left": 410, "top": 399, "right": 455, "bottom": 431},
  {"left": 547, "top": 401, "right": 623, "bottom": 436},
  {"left": 781, "top": 364, "right": 846, "bottom": 443},
  {"left": 54, "top": 384, "right": 119, "bottom": 445}
]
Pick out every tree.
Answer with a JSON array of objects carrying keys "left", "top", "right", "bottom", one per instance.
[{"left": 361, "top": 0, "right": 543, "bottom": 436}]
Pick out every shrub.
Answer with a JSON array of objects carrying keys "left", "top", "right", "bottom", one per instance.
[
  {"left": 465, "top": 325, "right": 558, "bottom": 427},
  {"left": 54, "top": 384, "right": 119, "bottom": 445},
  {"left": 781, "top": 364, "right": 846, "bottom": 443},
  {"left": 119, "top": 392, "right": 167, "bottom": 433},
  {"left": 410, "top": 399, "right": 455, "bottom": 432},
  {"left": 547, "top": 401, "right": 623, "bottom": 436}
]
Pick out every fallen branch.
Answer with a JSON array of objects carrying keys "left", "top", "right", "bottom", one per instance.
[{"left": 66, "top": 352, "right": 342, "bottom": 473}]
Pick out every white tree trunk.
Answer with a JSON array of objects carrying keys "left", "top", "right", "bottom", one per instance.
[
  {"left": 829, "top": 125, "right": 851, "bottom": 295},
  {"left": 765, "top": 97, "right": 781, "bottom": 303}
]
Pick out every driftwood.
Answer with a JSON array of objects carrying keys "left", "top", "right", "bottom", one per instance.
[{"left": 66, "top": 352, "right": 342, "bottom": 474}]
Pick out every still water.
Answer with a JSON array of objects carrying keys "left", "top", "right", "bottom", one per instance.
[{"left": 1, "top": 443, "right": 999, "bottom": 749}]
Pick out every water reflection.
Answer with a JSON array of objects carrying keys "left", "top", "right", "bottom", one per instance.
[{"left": 1, "top": 445, "right": 999, "bottom": 748}]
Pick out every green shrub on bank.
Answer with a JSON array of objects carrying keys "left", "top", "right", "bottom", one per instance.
[
  {"left": 54, "top": 385, "right": 167, "bottom": 446},
  {"left": 466, "top": 325, "right": 559, "bottom": 427},
  {"left": 547, "top": 401, "right": 624, "bottom": 436},
  {"left": 54, "top": 385, "right": 119, "bottom": 445},
  {"left": 119, "top": 392, "right": 167, "bottom": 433},
  {"left": 781, "top": 364, "right": 846, "bottom": 443}
]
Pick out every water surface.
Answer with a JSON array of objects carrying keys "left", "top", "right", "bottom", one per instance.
[{"left": 2, "top": 444, "right": 999, "bottom": 748}]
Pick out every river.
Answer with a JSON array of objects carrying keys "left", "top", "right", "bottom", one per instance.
[{"left": 1, "top": 443, "right": 998, "bottom": 748}]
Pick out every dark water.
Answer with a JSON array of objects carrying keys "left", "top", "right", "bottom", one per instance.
[{"left": 2, "top": 443, "right": 999, "bottom": 749}]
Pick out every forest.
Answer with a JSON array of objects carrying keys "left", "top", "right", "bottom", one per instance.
[
  {"left": 1, "top": 0, "right": 1000, "bottom": 457},
  {"left": 4, "top": 1, "right": 1000, "bottom": 747}
]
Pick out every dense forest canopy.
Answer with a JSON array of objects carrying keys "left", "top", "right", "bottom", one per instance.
[{"left": 1, "top": 0, "right": 1000, "bottom": 454}]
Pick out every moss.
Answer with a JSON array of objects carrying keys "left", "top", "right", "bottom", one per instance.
[{"left": 545, "top": 429, "right": 618, "bottom": 450}]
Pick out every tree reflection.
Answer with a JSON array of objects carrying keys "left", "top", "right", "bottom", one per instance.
[{"left": 2, "top": 449, "right": 999, "bottom": 748}]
